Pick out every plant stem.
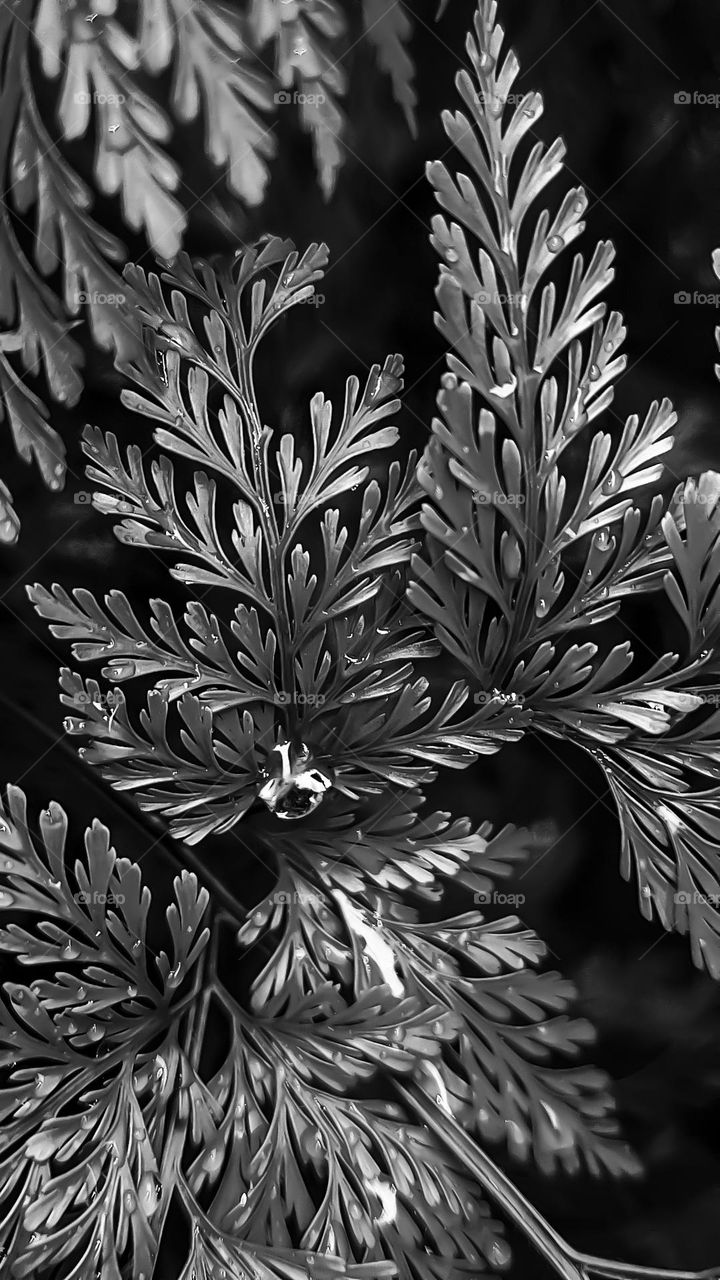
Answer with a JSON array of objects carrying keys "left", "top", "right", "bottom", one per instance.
[{"left": 399, "top": 1084, "right": 719, "bottom": 1280}]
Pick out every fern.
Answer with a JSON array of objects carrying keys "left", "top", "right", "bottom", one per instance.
[
  {"left": 19, "top": 225, "right": 650, "bottom": 1276},
  {"left": 0, "top": 0, "right": 430, "bottom": 543},
  {"left": 408, "top": 0, "right": 720, "bottom": 980},
  {"left": 29, "top": 236, "right": 526, "bottom": 844},
  {"left": 0, "top": 783, "right": 586, "bottom": 1276},
  {"left": 9, "top": 1, "right": 720, "bottom": 1277}
]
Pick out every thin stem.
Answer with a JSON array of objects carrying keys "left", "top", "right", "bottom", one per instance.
[{"left": 399, "top": 1084, "right": 719, "bottom": 1280}]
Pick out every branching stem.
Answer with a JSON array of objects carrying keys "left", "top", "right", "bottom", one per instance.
[{"left": 400, "top": 1084, "right": 719, "bottom": 1280}]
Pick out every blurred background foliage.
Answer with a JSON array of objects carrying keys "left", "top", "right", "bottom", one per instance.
[{"left": 2, "top": 0, "right": 720, "bottom": 1273}]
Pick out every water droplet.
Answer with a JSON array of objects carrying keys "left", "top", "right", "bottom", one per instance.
[
  {"left": 440, "top": 372, "right": 458, "bottom": 390},
  {"left": 138, "top": 1172, "right": 162, "bottom": 1216},
  {"left": 588, "top": 363, "right": 601, "bottom": 381},
  {"left": 601, "top": 468, "right": 622, "bottom": 496},
  {"left": 547, "top": 234, "right": 564, "bottom": 253},
  {"left": 489, "top": 1238, "right": 512, "bottom": 1269},
  {"left": 535, "top": 597, "right": 550, "bottom": 618},
  {"left": 0, "top": 889, "right": 13, "bottom": 907},
  {"left": 124, "top": 1191, "right": 136, "bottom": 1213},
  {"left": 445, "top": 249, "right": 459, "bottom": 264},
  {"left": 489, "top": 373, "right": 517, "bottom": 399}
]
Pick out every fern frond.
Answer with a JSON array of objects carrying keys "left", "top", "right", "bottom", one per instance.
[
  {"left": 408, "top": 0, "right": 720, "bottom": 976},
  {"left": 1, "top": 0, "right": 433, "bottom": 542},
  {"left": 362, "top": 0, "right": 418, "bottom": 135},
  {"left": 31, "top": 238, "right": 525, "bottom": 839},
  {"left": 411, "top": 0, "right": 675, "bottom": 696},
  {"left": 236, "top": 812, "right": 639, "bottom": 1180},
  {"left": 0, "top": 785, "right": 208, "bottom": 1277},
  {"left": 0, "top": 786, "right": 523, "bottom": 1278}
]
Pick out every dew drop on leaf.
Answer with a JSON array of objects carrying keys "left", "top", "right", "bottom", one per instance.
[
  {"left": 489, "top": 1239, "right": 512, "bottom": 1269},
  {"left": 546, "top": 234, "right": 564, "bottom": 253},
  {"left": 588, "top": 364, "right": 601, "bottom": 381},
  {"left": 445, "top": 249, "right": 459, "bottom": 264},
  {"left": 489, "top": 373, "right": 517, "bottom": 398},
  {"left": 138, "top": 1172, "right": 162, "bottom": 1216},
  {"left": 0, "top": 890, "right": 14, "bottom": 908},
  {"left": 601, "top": 469, "right": 622, "bottom": 496},
  {"left": 535, "top": 597, "right": 550, "bottom": 618}
]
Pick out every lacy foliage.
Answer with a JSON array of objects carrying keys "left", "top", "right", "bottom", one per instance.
[
  {"left": 0, "top": 0, "right": 426, "bottom": 541},
  {"left": 408, "top": 0, "right": 720, "bottom": 977},
  {"left": 29, "top": 236, "right": 523, "bottom": 844},
  {"left": 0, "top": 785, "right": 638, "bottom": 1277}
]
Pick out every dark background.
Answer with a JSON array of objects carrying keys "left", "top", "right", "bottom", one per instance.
[{"left": 3, "top": 0, "right": 720, "bottom": 1273}]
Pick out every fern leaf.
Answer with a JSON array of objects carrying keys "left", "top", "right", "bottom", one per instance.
[
  {"left": 408, "top": 0, "right": 720, "bottom": 975},
  {"left": 362, "top": 0, "right": 418, "bottom": 135},
  {"left": 30, "top": 239, "right": 524, "bottom": 840},
  {"left": 0, "top": 786, "right": 520, "bottom": 1278}
]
